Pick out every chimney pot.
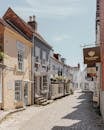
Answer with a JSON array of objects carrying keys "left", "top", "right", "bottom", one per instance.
[
  {"left": 29, "top": 16, "right": 32, "bottom": 22},
  {"left": 33, "top": 15, "right": 35, "bottom": 21},
  {"left": 28, "top": 15, "right": 37, "bottom": 31}
]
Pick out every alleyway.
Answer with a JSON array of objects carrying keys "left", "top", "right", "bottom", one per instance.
[{"left": 0, "top": 90, "right": 104, "bottom": 130}]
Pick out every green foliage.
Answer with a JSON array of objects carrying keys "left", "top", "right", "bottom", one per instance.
[{"left": 0, "top": 52, "right": 6, "bottom": 60}]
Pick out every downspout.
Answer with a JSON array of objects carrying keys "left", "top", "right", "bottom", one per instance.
[{"left": 32, "top": 33, "right": 35, "bottom": 104}]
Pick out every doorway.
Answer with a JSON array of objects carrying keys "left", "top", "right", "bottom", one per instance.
[{"left": 24, "top": 82, "right": 28, "bottom": 106}]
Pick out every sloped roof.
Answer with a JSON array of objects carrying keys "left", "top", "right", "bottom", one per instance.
[
  {"left": 34, "top": 32, "right": 52, "bottom": 49},
  {"left": 2, "top": 7, "right": 52, "bottom": 49},
  {"left": 3, "top": 8, "right": 33, "bottom": 39},
  {"left": 0, "top": 18, "right": 19, "bottom": 33}
]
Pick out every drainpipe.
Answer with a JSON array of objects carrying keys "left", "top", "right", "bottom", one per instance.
[
  {"left": 1, "top": 68, "right": 3, "bottom": 109},
  {"left": 32, "top": 33, "right": 35, "bottom": 104}
]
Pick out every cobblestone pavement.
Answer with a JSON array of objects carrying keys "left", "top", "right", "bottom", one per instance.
[{"left": 0, "top": 90, "right": 104, "bottom": 130}]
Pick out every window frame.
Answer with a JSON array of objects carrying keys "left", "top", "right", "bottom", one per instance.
[
  {"left": 15, "top": 80, "right": 22, "bottom": 102},
  {"left": 16, "top": 41, "right": 25, "bottom": 72},
  {"left": 18, "top": 49, "right": 24, "bottom": 71}
]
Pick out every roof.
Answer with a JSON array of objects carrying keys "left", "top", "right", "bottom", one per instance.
[
  {"left": 0, "top": 18, "right": 19, "bottom": 33},
  {"left": 51, "top": 56, "right": 64, "bottom": 65},
  {"left": 3, "top": 8, "right": 33, "bottom": 40},
  {"left": 2, "top": 8, "right": 52, "bottom": 49},
  {"left": 34, "top": 32, "right": 52, "bottom": 49},
  {"left": 0, "top": 18, "right": 33, "bottom": 47}
]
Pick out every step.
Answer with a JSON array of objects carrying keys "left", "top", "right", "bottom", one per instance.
[
  {"left": 41, "top": 101, "right": 50, "bottom": 106},
  {"left": 39, "top": 99, "right": 47, "bottom": 103},
  {"left": 35, "top": 96, "right": 44, "bottom": 99},
  {"left": 35, "top": 97, "right": 44, "bottom": 102}
]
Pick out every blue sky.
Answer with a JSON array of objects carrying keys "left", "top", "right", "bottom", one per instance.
[{"left": 0, "top": 0, "right": 96, "bottom": 68}]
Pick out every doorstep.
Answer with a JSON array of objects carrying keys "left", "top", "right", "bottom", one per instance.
[{"left": 0, "top": 107, "right": 26, "bottom": 123}]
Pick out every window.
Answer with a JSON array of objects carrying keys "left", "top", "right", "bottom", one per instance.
[
  {"left": 17, "top": 41, "right": 25, "bottom": 71},
  {"left": 42, "top": 51, "right": 46, "bottom": 60},
  {"left": 18, "top": 50, "right": 24, "bottom": 71},
  {"left": 15, "top": 80, "right": 22, "bottom": 101},
  {"left": 43, "top": 76, "right": 48, "bottom": 90},
  {"left": 53, "top": 65, "right": 55, "bottom": 70},
  {"left": 35, "top": 46, "right": 40, "bottom": 58}
]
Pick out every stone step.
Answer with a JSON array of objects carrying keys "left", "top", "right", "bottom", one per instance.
[
  {"left": 39, "top": 99, "right": 47, "bottom": 103},
  {"left": 41, "top": 101, "right": 50, "bottom": 106},
  {"left": 35, "top": 95, "right": 49, "bottom": 105},
  {"left": 36, "top": 99, "right": 47, "bottom": 105},
  {"left": 35, "top": 97, "right": 45, "bottom": 102}
]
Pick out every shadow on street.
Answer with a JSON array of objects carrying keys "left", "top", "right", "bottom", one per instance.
[{"left": 52, "top": 92, "right": 104, "bottom": 130}]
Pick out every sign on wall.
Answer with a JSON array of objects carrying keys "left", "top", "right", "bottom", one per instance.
[
  {"left": 83, "top": 46, "right": 100, "bottom": 64},
  {"left": 87, "top": 67, "right": 96, "bottom": 77}
]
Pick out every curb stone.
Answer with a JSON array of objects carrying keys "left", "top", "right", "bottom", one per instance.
[{"left": 0, "top": 107, "right": 26, "bottom": 124}]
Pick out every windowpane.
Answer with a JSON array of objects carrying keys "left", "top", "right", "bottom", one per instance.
[
  {"left": 15, "top": 80, "right": 22, "bottom": 101},
  {"left": 18, "top": 50, "right": 24, "bottom": 71}
]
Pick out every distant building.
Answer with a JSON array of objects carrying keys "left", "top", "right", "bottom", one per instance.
[
  {"left": 49, "top": 51, "right": 74, "bottom": 99},
  {"left": 69, "top": 64, "right": 81, "bottom": 90},
  {"left": 80, "top": 67, "right": 97, "bottom": 92}
]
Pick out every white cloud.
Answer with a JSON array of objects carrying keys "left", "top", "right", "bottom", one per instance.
[
  {"left": 14, "top": 0, "right": 86, "bottom": 19},
  {"left": 53, "top": 34, "right": 71, "bottom": 42}
]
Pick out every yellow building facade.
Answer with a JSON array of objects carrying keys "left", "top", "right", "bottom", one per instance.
[{"left": 0, "top": 8, "right": 33, "bottom": 110}]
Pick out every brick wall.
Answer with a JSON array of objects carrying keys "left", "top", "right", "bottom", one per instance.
[{"left": 98, "top": 0, "right": 104, "bottom": 91}]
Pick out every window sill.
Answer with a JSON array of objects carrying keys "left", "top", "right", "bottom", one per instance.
[{"left": 16, "top": 69, "right": 25, "bottom": 74}]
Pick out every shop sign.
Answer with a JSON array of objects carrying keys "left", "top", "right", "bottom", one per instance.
[
  {"left": 87, "top": 67, "right": 96, "bottom": 74},
  {"left": 83, "top": 46, "right": 100, "bottom": 64}
]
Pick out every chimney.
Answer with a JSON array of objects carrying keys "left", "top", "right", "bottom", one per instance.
[
  {"left": 28, "top": 15, "right": 37, "bottom": 31},
  {"left": 29, "top": 16, "right": 32, "bottom": 21},
  {"left": 53, "top": 53, "right": 59, "bottom": 60},
  {"left": 78, "top": 63, "right": 80, "bottom": 69},
  {"left": 61, "top": 58, "right": 66, "bottom": 64}
]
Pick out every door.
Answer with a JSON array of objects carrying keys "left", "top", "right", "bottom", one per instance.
[{"left": 24, "top": 82, "right": 28, "bottom": 106}]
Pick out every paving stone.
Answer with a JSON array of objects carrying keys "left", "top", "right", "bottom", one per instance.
[{"left": 0, "top": 90, "right": 104, "bottom": 130}]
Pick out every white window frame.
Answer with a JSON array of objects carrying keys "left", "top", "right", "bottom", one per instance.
[
  {"left": 17, "top": 41, "right": 25, "bottom": 71},
  {"left": 15, "top": 80, "right": 22, "bottom": 101},
  {"left": 18, "top": 50, "right": 24, "bottom": 71}
]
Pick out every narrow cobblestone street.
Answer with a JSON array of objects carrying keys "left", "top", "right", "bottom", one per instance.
[{"left": 0, "top": 90, "right": 104, "bottom": 130}]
